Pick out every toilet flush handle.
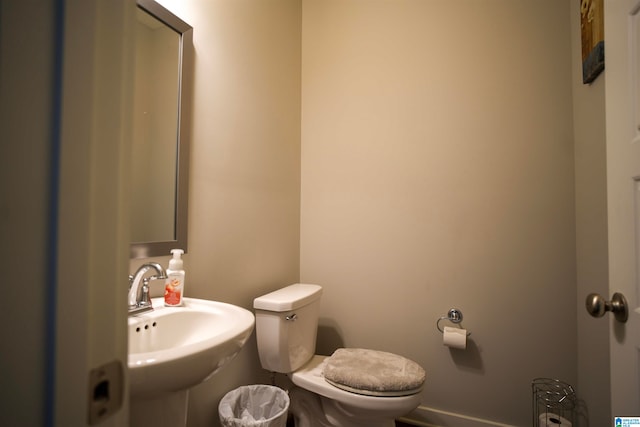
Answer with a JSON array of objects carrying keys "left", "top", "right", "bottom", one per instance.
[{"left": 285, "top": 313, "right": 297, "bottom": 321}]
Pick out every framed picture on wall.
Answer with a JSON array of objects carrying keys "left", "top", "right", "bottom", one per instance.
[{"left": 580, "top": 0, "right": 604, "bottom": 84}]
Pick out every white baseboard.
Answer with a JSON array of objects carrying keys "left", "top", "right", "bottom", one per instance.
[{"left": 398, "top": 405, "right": 518, "bottom": 427}]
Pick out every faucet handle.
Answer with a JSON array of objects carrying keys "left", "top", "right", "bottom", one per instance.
[
  {"left": 140, "top": 275, "right": 167, "bottom": 306},
  {"left": 141, "top": 278, "right": 152, "bottom": 306}
]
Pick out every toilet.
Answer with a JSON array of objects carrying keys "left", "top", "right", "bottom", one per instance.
[{"left": 253, "top": 284, "right": 425, "bottom": 427}]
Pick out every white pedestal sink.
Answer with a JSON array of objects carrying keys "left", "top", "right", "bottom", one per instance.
[{"left": 128, "top": 297, "right": 255, "bottom": 426}]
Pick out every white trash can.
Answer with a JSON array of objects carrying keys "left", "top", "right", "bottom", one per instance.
[{"left": 219, "top": 385, "right": 290, "bottom": 427}]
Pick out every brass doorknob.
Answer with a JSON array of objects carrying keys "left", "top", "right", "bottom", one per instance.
[{"left": 585, "top": 292, "right": 628, "bottom": 323}]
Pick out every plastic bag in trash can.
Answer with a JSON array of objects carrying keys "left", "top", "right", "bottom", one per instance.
[{"left": 219, "top": 385, "right": 290, "bottom": 427}]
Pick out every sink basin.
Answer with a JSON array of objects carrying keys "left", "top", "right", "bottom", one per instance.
[{"left": 128, "top": 297, "right": 254, "bottom": 398}]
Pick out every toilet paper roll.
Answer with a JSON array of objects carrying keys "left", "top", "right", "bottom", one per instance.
[
  {"left": 538, "top": 413, "right": 572, "bottom": 427},
  {"left": 443, "top": 326, "right": 467, "bottom": 349}
]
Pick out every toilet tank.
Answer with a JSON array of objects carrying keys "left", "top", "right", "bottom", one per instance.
[{"left": 253, "top": 284, "right": 322, "bottom": 373}]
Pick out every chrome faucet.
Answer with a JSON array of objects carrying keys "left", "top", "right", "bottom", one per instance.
[{"left": 128, "top": 262, "right": 167, "bottom": 315}]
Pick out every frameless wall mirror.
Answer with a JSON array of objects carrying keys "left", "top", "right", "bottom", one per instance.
[{"left": 131, "top": 0, "right": 193, "bottom": 258}]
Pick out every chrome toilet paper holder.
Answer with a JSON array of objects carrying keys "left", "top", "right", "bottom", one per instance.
[{"left": 436, "top": 308, "right": 471, "bottom": 336}]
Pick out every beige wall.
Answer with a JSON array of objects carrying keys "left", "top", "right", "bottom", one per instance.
[
  {"left": 6, "top": 0, "right": 609, "bottom": 425},
  {"left": 148, "top": 0, "right": 302, "bottom": 426},
  {"left": 570, "top": 0, "right": 610, "bottom": 425},
  {"left": 300, "top": 0, "right": 576, "bottom": 424},
  {"left": 129, "top": 0, "right": 608, "bottom": 425}
]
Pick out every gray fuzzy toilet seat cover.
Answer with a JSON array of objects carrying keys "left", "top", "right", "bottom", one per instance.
[{"left": 322, "top": 348, "right": 426, "bottom": 397}]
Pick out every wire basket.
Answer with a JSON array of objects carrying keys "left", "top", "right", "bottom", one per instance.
[{"left": 532, "top": 378, "right": 575, "bottom": 426}]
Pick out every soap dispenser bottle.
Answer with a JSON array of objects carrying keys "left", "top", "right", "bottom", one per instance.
[{"left": 164, "top": 249, "right": 185, "bottom": 306}]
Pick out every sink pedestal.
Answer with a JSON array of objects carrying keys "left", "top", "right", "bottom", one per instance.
[{"left": 131, "top": 390, "right": 189, "bottom": 427}]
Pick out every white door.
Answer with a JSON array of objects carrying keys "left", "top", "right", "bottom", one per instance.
[
  {"left": 604, "top": 0, "right": 640, "bottom": 416},
  {"left": 55, "top": 0, "right": 133, "bottom": 425}
]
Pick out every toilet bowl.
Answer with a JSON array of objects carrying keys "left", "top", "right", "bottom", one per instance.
[{"left": 253, "top": 284, "right": 425, "bottom": 427}]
